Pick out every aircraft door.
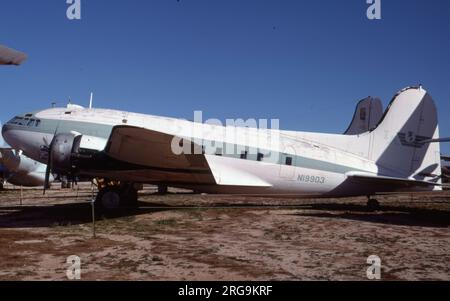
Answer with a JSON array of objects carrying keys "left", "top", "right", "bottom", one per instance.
[{"left": 279, "top": 145, "right": 296, "bottom": 180}]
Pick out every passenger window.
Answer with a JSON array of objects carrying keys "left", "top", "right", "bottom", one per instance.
[{"left": 285, "top": 157, "right": 293, "bottom": 166}]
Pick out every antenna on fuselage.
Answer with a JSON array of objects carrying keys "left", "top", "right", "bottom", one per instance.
[{"left": 89, "top": 92, "right": 93, "bottom": 109}]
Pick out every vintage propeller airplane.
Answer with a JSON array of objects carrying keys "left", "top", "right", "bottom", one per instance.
[
  {"left": 0, "top": 44, "right": 55, "bottom": 189},
  {"left": 2, "top": 86, "right": 447, "bottom": 211}
]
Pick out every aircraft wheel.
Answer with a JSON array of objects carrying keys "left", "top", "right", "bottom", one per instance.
[
  {"left": 122, "top": 187, "right": 138, "bottom": 206},
  {"left": 96, "top": 187, "right": 121, "bottom": 210},
  {"left": 95, "top": 185, "right": 138, "bottom": 211},
  {"left": 367, "top": 198, "right": 380, "bottom": 211}
]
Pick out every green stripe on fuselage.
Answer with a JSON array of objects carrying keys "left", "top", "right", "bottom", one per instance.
[{"left": 7, "top": 117, "right": 368, "bottom": 175}]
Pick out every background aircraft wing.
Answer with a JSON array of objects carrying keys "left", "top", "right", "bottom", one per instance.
[{"left": 0, "top": 45, "right": 27, "bottom": 65}]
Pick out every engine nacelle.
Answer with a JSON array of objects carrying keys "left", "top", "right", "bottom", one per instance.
[
  {"left": 49, "top": 133, "right": 107, "bottom": 174},
  {"left": 50, "top": 133, "right": 77, "bottom": 174}
]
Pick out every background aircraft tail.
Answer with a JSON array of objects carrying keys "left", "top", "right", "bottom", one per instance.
[
  {"left": 369, "top": 87, "right": 441, "bottom": 183},
  {"left": 344, "top": 97, "right": 383, "bottom": 135}
]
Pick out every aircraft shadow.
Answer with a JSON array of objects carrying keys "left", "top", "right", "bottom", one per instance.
[
  {"left": 1, "top": 200, "right": 449, "bottom": 229},
  {"left": 0, "top": 201, "right": 165, "bottom": 228},
  {"left": 289, "top": 203, "right": 450, "bottom": 228}
]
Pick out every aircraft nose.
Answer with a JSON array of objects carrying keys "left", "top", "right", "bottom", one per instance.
[{"left": 1, "top": 123, "right": 11, "bottom": 144}]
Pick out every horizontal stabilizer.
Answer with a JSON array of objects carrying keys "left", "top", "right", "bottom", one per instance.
[
  {"left": 346, "top": 171, "right": 440, "bottom": 188},
  {"left": 419, "top": 137, "right": 450, "bottom": 144}
]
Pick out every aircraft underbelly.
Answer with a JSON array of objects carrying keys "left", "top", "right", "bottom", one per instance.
[{"left": 79, "top": 155, "right": 348, "bottom": 196}]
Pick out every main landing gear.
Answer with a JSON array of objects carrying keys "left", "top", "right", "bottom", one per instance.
[
  {"left": 94, "top": 179, "right": 141, "bottom": 211},
  {"left": 367, "top": 196, "right": 380, "bottom": 211}
]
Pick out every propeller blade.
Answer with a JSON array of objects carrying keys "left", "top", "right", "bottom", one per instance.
[
  {"left": 43, "top": 153, "right": 52, "bottom": 194},
  {"left": 43, "top": 134, "right": 57, "bottom": 195}
]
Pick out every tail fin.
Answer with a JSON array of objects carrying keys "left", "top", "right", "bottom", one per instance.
[
  {"left": 344, "top": 97, "right": 383, "bottom": 135},
  {"left": 370, "top": 87, "right": 441, "bottom": 183}
]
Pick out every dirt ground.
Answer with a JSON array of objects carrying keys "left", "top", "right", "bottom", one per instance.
[{"left": 0, "top": 183, "right": 449, "bottom": 281}]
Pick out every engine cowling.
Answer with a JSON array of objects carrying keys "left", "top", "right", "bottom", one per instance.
[
  {"left": 50, "top": 133, "right": 78, "bottom": 174},
  {"left": 49, "top": 133, "right": 107, "bottom": 175}
]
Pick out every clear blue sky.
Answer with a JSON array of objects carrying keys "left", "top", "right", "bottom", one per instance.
[{"left": 1, "top": 0, "right": 449, "bottom": 153}]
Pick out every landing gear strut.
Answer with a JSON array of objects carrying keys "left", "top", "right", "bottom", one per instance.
[
  {"left": 94, "top": 179, "right": 139, "bottom": 211},
  {"left": 367, "top": 196, "right": 380, "bottom": 211},
  {"left": 157, "top": 184, "right": 168, "bottom": 195}
]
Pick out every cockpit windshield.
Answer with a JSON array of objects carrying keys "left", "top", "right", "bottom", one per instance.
[{"left": 7, "top": 116, "right": 41, "bottom": 127}]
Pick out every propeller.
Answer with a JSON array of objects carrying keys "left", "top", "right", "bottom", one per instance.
[
  {"left": 43, "top": 129, "right": 59, "bottom": 195},
  {"left": 43, "top": 139, "right": 54, "bottom": 194}
]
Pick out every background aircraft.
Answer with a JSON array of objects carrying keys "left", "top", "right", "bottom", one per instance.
[
  {"left": 0, "top": 44, "right": 55, "bottom": 189},
  {"left": 0, "top": 45, "right": 27, "bottom": 65},
  {"left": 0, "top": 122, "right": 54, "bottom": 189},
  {"left": 344, "top": 97, "right": 383, "bottom": 135}
]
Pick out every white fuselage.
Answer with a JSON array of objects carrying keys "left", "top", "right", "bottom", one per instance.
[{"left": 0, "top": 104, "right": 434, "bottom": 196}]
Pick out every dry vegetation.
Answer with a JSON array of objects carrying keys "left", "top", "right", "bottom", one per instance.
[{"left": 0, "top": 183, "right": 449, "bottom": 280}]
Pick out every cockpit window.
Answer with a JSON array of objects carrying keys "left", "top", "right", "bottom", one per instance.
[
  {"left": 7, "top": 116, "right": 40, "bottom": 127},
  {"left": 8, "top": 116, "right": 24, "bottom": 125},
  {"left": 26, "top": 119, "right": 35, "bottom": 127}
]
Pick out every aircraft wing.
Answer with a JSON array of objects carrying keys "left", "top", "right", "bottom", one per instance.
[
  {"left": 103, "top": 125, "right": 271, "bottom": 187},
  {"left": 104, "top": 125, "right": 208, "bottom": 171},
  {"left": 0, "top": 45, "right": 27, "bottom": 65},
  {"left": 346, "top": 171, "right": 441, "bottom": 188}
]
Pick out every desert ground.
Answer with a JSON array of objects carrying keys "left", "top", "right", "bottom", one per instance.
[{"left": 0, "top": 183, "right": 448, "bottom": 281}]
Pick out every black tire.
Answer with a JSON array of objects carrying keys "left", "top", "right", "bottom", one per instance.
[
  {"left": 95, "top": 185, "right": 138, "bottom": 212},
  {"left": 121, "top": 187, "right": 138, "bottom": 206},
  {"left": 367, "top": 199, "right": 380, "bottom": 211}
]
